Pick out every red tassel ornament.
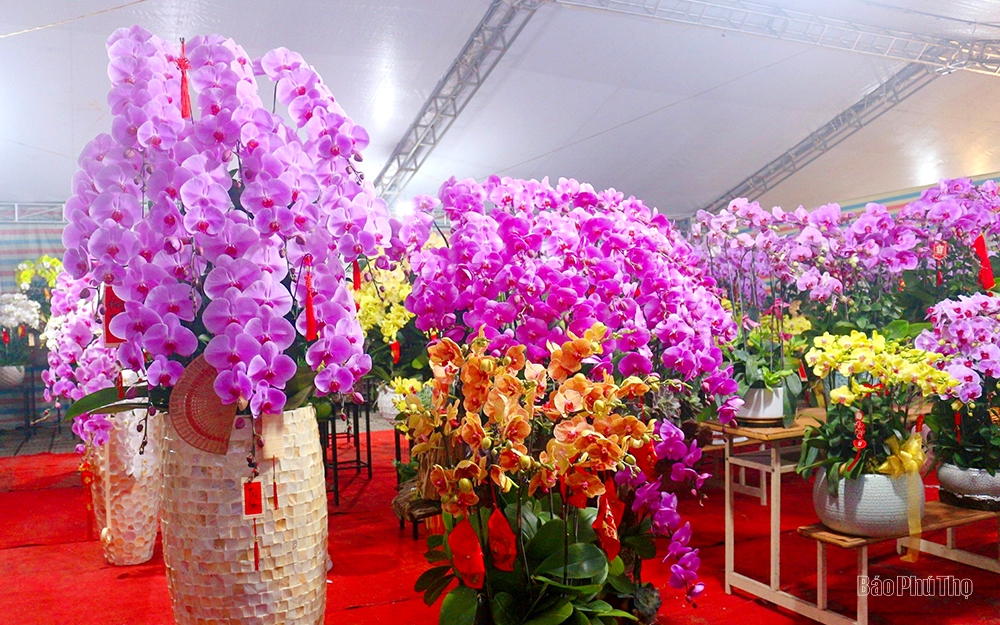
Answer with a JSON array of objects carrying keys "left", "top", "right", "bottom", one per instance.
[
  {"left": 390, "top": 340, "right": 401, "bottom": 365},
  {"left": 303, "top": 255, "right": 317, "bottom": 341},
  {"left": 176, "top": 38, "right": 192, "bottom": 120},
  {"left": 352, "top": 260, "right": 361, "bottom": 291}
]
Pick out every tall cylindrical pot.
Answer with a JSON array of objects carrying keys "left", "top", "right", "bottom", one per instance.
[
  {"left": 736, "top": 387, "right": 784, "bottom": 426},
  {"left": 161, "top": 405, "right": 328, "bottom": 624},
  {"left": 90, "top": 409, "right": 163, "bottom": 565}
]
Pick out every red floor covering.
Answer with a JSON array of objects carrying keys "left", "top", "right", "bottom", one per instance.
[{"left": 2, "top": 433, "right": 1000, "bottom": 624}]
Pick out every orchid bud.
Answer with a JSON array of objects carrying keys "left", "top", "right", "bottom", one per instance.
[
  {"left": 479, "top": 358, "right": 495, "bottom": 374},
  {"left": 481, "top": 437, "right": 493, "bottom": 450},
  {"left": 458, "top": 478, "right": 473, "bottom": 492},
  {"left": 519, "top": 455, "right": 533, "bottom": 470}
]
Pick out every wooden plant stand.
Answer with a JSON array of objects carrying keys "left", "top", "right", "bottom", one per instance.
[{"left": 796, "top": 501, "right": 1000, "bottom": 625}]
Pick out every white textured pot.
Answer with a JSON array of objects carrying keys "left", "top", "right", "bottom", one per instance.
[
  {"left": 89, "top": 410, "right": 163, "bottom": 566},
  {"left": 376, "top": 389, "right": 401, "bottom": 420},
  {"left": 0, "top": 365, "right": 25, "bottom": 388},
  {"left": 813, "top": 468, "right": 925, "bottom": 537},
  {"left": 161, "top": 405, "right": 328, "bottom": 625},
  {"left": 736, "top": 387, "right": 784, "bottom": 425},
  {"left": 938, "top": 463, "right": 1000, "bottom": 510}
]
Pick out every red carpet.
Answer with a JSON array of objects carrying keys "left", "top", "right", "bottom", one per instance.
[{"left": 2, "top": 436, "right": 1000, "bottom": 623}]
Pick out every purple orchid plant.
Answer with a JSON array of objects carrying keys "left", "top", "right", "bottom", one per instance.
[
  {"left": 41, "top": 271, "right": 119, "bottom": 451},
  {"left": 692, "top": 178, "right": 1000, "bottom": 332},
  {"left": 393, "top": 176, "right": 742, "bottom": 424},
  {"left": 63, "top": 27, "right": 387, "bottom": 417}
]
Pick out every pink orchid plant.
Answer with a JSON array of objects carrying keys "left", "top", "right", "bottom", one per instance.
[{"left": 64, "top": 26, "right": 387, "bottom": 416}]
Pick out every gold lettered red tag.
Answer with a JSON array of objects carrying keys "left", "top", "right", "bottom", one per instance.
[
  {"left": 103, "top": 285, "right": 125, "bottom": 346},
  {"left": 242, "top": 479, "right": 264, "bottom": 519}
]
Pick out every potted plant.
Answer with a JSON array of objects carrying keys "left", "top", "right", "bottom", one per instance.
[
  {"left": 727, "top": 310, "right": 811, "bottom": 426},
  {"left": 403, "top": 326, "right": 708, "bottom": 624},
  {"left": 796, "top": 330, "right": 957, "bottom": 538},
  {"left": 62, "top": 27, "right": 386, "bottom": 623},
  {"left": 17, "top": 253, "right": 62, "bottom": 319},
  {"left": 917, "top": 293, "right": 1000, "bottom": 509},
  {"left": 690, "top": 201, "right": 811, "bottom": 425},
  {"left": 397, "top": 176, "right": 742, "bottom": 426},
  {"left": 0, "top": 292, "right": 43, "bottom": 387},
  {"left": 42, "top": 270, "right": 162, "bottom": 566}
]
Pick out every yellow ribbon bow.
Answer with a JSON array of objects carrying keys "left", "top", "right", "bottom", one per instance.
[
  {"left": 877, "top": 433, "right": 925, "bottom": 562},
  {"left": 876, "top": 433, "right": 926, "bottom": 478}
]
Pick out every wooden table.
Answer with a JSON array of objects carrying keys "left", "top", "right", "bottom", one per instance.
[
  {"left": 796, "top": 501, "right": 1000, "bottom": 625},
  {"left": 707, "top": 413, "right": 823, "bottom": 599}
]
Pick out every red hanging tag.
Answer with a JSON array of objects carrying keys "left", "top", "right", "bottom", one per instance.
[
  {"left": 937, "top": 269, "right": 943, "bottom": 287},
  {"left": 390, "top": 340, "right": 401, "bottom": 365},
  {"left": 352, "top": 260, "right": 361, "bottom": 291},
  {"left": 253, "top": 518, "right": 260, "bottom": 572},
  {"left": 915, "top": 414, "right": 925, "bottom": 433},
  {"left": 116, "top": 371, "right": 125, "bottom": 400},
  {"left": 176, "top": 38, "right": 192, "bottom": 120},
  {"left": 931, "top": 240, "right": 948, "bottom": 261},
  {"left": 243, "top": 479, "right": 263, "bottom": 518},
  {"left": 955, "top": 411, "right": 962, "bottom": 444},
  {"left": 798, "top": 361, "right": 808, "bottom": 381},
  {"left": 303, "top": 255, "right": 317, "bottom": 341},
  {"left": 103, "top": 285, "right": 125, "bottom": 346},
  {"left": 2, "top": 329, "right": 8, "bottom": 346},
  {"left": 973, "top": 233, "right": 995, "bottom": 290}
]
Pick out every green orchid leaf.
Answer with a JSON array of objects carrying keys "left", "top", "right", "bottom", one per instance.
[
  {"left": 524, "top": 598, "right": 573, "bottom": 625},
  {"left": 414, "top": 565, "right": 451, "bottom": 592},
  {"left": 438, "top": 585, "right": 477, "bottom": 624},
  {"left": 536, "top": 543, "right": 608, "bottom": 580},
  {"left": 65, "top": 385, "right": 148, "bottom": 421}
]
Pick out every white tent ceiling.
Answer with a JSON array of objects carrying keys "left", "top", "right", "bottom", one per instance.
[{"left": 2, "top": 0, "right": 1000, "bottom": 217}]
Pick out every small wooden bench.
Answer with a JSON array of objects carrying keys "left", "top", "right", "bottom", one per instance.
[{"left": 794, "top": 501, "right": 1000, "bottom": 625}]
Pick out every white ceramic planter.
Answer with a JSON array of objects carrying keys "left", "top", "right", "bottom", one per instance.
[
  {"left": 161, "top": 405, "right": 328, "bottom": 624},
  {"left": 813, "top": 468, "right": 925, "bottom": 537},
  {"left": 89, "top": 409, "right": 163, "bottom": 565},
  {"left": 376, "top": 389, "right": 401, "bottom": 420},
  {"left": 736, "top": 387, "right": 784, "bottom": 426},
  {"left": 938, "top": 463, "right": 1000, "bottom": 510},
  {"left": 0, "top": 365, "right": 25, "bottom": 388}
]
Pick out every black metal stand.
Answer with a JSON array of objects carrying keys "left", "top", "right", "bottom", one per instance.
[{"left": 321, "top": 382, "right": 374, "bottom": 506}]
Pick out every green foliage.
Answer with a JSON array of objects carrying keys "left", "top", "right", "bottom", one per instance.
[{"left": 416, "top": 490, "right": 659, "bottom": 624}]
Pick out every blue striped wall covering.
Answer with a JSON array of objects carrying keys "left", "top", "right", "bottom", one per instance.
[{"left": 0, "top": 223, "right": 64, "bottom": 429}]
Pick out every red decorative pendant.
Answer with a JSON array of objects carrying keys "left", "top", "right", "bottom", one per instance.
[
  {"left": 303, "top": 255, "right": 317, "bottom": 341},
  {"left": 955, "top": 411, "right": 962, "bottom": 444},
  {"left": 352, "top": 260, "right": 361, "bottom": 291},
  {"left": 931, "top": 240, "right": 948, "bottom": 261},
  {"left": 176, "top": 38, "right": 192, "bottom": 120},
  {"left": 390, "top": 340, "right": 401, "bottom": 365}
]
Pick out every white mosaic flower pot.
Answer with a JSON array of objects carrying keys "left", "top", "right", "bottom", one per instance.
[
  {"left": 736, "top": 387, "right": 784, "bottom": 426},
  {"left": 0, "top": 365, "right": 25, "bottom": 388},
  {"left": 813, "top": 468, "right": 924, "bottom": 537},
  {"left": 376, "top": 389, "right": 401, "bottom": 420},
  {"left": 938, "top": 463, "right": 1000, "bottom": 510},
  {"left": 90, "top": 410, "right": 163, "bottom": 566},
  {"left": 161, "top": 405, "right": 328, "bottom": 625}
]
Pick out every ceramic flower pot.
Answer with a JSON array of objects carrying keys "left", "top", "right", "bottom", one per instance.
[
  {"left": 813, "top": 468, "right": 924, "bottom": 537},
  {"left": 161, "top": 405, "right": 328, "bottom": 625},
  {"left": 736, "top": 387, "right": 784, "bottom": 426},
  {"left": 376, "top": 388, "right": 401, "bottom": 421},
  {"left": 0, "top": 365, "right": 25, "bottom": 388},
  {"left": 938, "top": 463, "right": 1000, "bottom": 511},
  {"left": 89, "top": 409, "right": 163, "bottom": 566}
]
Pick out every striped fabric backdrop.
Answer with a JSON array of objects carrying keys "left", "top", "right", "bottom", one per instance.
[{"left": 0, "top": 223, "right": 64, "bottom": 429}]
